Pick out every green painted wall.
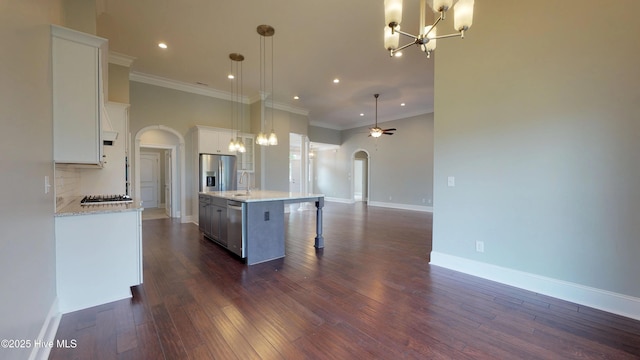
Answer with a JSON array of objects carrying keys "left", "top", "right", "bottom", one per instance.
[{"left": 433, "top": 0, "right": 640, "bottom": 297}]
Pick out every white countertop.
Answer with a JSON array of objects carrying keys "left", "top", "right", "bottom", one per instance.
[
  {"left": 55, "top": 196, "right": 144, "bottom": 216},
  {"left": 200, "top": 190, "right": 324, "bottom": 203}
]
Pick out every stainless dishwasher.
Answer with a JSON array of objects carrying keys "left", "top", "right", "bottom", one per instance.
[{"left": 226, "top": 201, "right": 245, "bottom": 258}]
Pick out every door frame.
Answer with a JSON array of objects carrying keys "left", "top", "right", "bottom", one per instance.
[
  {"left": 351, "top": 149, "right": 371, "bottom": 204},
  {"left": 134, "top": 125, "right": 185, "bottom": 221},
  {"left": 164, "top": 150, "right": 172, "bottom": 217}
]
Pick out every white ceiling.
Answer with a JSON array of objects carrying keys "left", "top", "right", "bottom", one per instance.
[{"left": 97, "top": 0, "right": 439, "bottom": 130}]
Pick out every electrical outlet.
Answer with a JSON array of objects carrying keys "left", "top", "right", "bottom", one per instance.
[
  {"left": 264, "top": 211, "right": 270, "bottom": 221},
  {"left": 475, "top": 240, "right": 484, "bottom": 253},
  {"left": 447, "top": 176, "right": 455, "bottom": 187}
]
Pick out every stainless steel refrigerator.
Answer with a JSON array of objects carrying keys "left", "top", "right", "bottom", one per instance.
[{"left": 199, "top": 153, "right": 237, "bottom": 192}]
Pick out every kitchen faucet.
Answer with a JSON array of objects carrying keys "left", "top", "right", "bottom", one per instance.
[{"left": 239, "top": 171, "right": 251, "bottom": 194}]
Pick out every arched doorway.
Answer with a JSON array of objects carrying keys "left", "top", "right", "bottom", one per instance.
[
  {"left": 134, "top": 125, "right": 186, "bottom": 223},
  {"left": 352, "top": 149, "right": 370, "bottom": 203}
]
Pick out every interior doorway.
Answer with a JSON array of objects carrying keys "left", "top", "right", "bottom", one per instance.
[
  {"left": 134, "top": 125, "right": 185, "bottom": 222},
  {"left": 289, "top": 133, "right": 311, "bottom": 211},
  {"left": 353, "top": 150, "right": 369, "bottom": 203}
]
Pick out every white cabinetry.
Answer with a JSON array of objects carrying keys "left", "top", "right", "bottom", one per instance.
[
  {"left": 55, "top": 210, "right": 142, "bottom": 314},
  {"left": 195, "top": 126, "right": 236, "bottom": 155},
  {"left": 52, "top": 25, "right": 107, "bottom": 165},
  {"left": 237, "top": 133, "right": 255, "bottom": 172},
  {"left": 79, "top": 102, "right": 129, "bottom": 195}
]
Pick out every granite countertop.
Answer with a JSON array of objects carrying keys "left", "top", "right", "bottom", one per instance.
[
  {"left": 200, "top": 190, "right": 324, "bottom": 203},
  {"left": 55, "top": 196, "right": 144, "bottom": 217}
]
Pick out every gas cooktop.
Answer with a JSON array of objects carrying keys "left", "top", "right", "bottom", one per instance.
[{"left": 80, "top": 195, "right": 133, "bottom": 206}]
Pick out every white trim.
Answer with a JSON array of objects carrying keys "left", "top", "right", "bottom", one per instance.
[
  {"left": 28, "top": 298, "right": 61, "bottom": 360},
  {"left": 309, "top": 121, "right": 343, "bottom": 131},
  {"left": 325, "top": 197, "right": 354, "bottom": 204},
  {"left": 430, "top": 252, "right": 640, "bottom": 321},
  {"left": 131, "top": 72, "right": 237, "bottom": 101},
  {"left": 134, "top": 125, "right": 187, "bottom": 223},
  {"left": 351, "top": 149, "right": 370, "bottom": 205},
  {"left": 131, "top": 72, "right": 309, "bottom": 116},
  {"left": 185, "top": 215, "right": 196, "bottom": 224},
  {"left": 311, "top": 109, "right": 434, "bottom": 131},
  {"left": 268, "top": 101, "right": 309, "bottom": 116},
  {"left": 368, "top": 201, "right": 433, "bottom": 212},
  {"left": 50, "top": 25, "right": 107, "bottom": 47},
  {"left": 109, "top": 51, "right": 136, "bottom": 67}
]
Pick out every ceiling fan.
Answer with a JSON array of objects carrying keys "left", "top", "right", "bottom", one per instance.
[{"left": 369, "top": 93, "right": 396, "bottom": 137}]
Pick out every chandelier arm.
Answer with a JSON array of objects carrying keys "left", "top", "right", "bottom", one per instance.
[
  {"left": 392, "top": 27, "right": 420, "bottom": 40},
  {"left": 392, "top": 40, "right": 420, "bottom": 55},
  {"left": 433, "top": 32, "right": 464, "bottom": 40},
  {"left": 423, "top": 14, "right": 444, "bottom": 39}
]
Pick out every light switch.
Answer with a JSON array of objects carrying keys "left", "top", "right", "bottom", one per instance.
[
  {"left": 447, "top": 176, "right": 455, "bottom": 187},
  {"left": 44, "top": 175, "right": 51, "bottom": 194}
]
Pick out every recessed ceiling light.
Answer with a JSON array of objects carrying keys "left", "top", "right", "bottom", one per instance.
[
  {"left": 394, "top": 51, "right": 402, "bottom": 57},
  {"left": 360, "top": 113, "right": 364, "bottom": 117},
  {"left": 158, "top": 42, "right": 168, "bottom": 49},
  {"left": 333, "top": 78, "right": 340, "bottom": 84},
  {"left": 228, "top": 74, "right": 235, "bottom": 79},
  {"left": 294, "top": 96, "right": 299, "bottom": 100},
  {"left": 401, "top": 103, "right": 406, "bottom": 106}
]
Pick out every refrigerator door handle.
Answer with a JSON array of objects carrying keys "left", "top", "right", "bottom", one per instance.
[{"left": 219, "top": 159, "right": 223, "bottom": 190}]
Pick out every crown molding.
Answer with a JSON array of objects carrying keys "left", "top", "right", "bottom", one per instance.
[
  {"left": 109, "top": 52, "right": 136, "bottom": 67},
  {"left": 309, "top": 121, "right": 343, "bottom": 131},
  {"left": 269, "top": 102, "right": 309, "bottom": 116},
  {"left": 130, "top": 71, "right": 242, "bottom": 102},
  {"left": 249, "top": 92, "right": 309, "bottom": 116},
  {"left": 129, "top": 72, "right": 310, "bottom": 116}
]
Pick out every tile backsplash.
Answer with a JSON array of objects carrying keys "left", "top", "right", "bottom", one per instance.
[{"left": 55, "top": 164, "right": 80, "bottom": 212}]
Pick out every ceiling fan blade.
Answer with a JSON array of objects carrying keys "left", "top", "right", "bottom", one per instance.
[
  {"left": 382, "top": 128, "right": 396, "bottom": 132},
  {"left": 383, "top": 132, "right": 394, "bottom": 135}
]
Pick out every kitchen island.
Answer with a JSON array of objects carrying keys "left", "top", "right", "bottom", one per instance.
[{"left": 199, "top": 190, "right": 325, "bottom": 265}]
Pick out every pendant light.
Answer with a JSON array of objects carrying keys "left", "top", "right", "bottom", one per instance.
[
  {"left": 256, "top": 25, "right": 278, "bottom": 146},
  {"left": 228, "top": 53, "right": 246, "bottom": 153}
]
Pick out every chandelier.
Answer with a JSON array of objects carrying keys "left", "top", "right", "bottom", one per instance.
[
  {"left": 228, "top": 53, "right": 246, "bottom": 153},
  {"left": 384, "top": 0, "right": 474, "bottom": 58},
  {"left": 255, "top": 25, "right": 278, "bottom": 146}
]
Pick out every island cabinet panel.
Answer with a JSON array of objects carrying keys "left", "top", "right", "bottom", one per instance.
[
  {"left": 245, "top": 200, "right": 285, "bottom": 265},
  {"left": 55, "top": 210, "right": 142, "bottom": 314},
  {"left": 199, "top": 195, "right": 228, "bottom": 246}
]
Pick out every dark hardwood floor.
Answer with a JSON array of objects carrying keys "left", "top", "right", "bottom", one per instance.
[{"left": 50, "top": 202, "right": 640, "bottom": 359}]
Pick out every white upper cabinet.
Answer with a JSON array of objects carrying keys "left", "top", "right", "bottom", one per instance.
[
  {"left": 195, "top": 126, "right": 236, "bottom": 156},
  {"left": 237, "top": 133, "right": 255, "bottom": 172},
  {"left": 52, "top": 25, "right": 108, "bottom": 165}
]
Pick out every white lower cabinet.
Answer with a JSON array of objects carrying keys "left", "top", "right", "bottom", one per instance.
[{"left": 55, "top": 210, "right": 142, "bottom": 314}]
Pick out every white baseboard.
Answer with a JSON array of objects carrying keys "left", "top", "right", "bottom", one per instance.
[
  {"left": 430, "top": 251, "right": 640, "bottom": 321},
  {"left": 368, "top": 201, "right": 433, "bottom": 212},
  {"left": 325, "top": 197, "right": 354, "bottom": 204},
  {"left": 29, "top": 298, "right": 61, "bottom": 360},
  {"left": 183, "top": 215, "right": 194, "bottom": 224}
]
